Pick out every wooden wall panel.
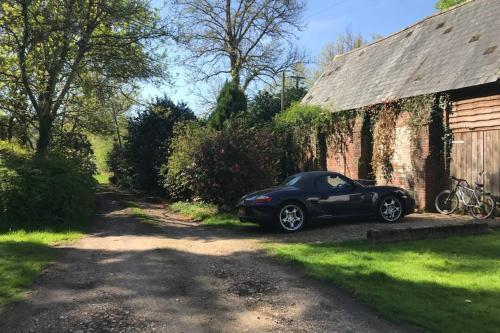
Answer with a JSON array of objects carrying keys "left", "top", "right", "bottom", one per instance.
[
  {"left": 450, "top": 85, "right": 500, "bottom": 132},
  {"left": 450, "top": 129, "right": 500, "bottom": 197}
]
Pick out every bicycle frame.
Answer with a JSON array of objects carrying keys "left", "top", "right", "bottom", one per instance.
[{"left": 453, "top": 181, "right": 482, "bottom": 208}]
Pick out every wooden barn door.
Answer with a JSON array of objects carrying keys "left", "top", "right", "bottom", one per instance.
[{"left": 450, "top": 130, "right": 500, "bottom": 197}]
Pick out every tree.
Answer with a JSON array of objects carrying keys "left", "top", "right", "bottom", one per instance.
[
  {"left": 435, "top": 0, "right": 467, "bottom": 10},
  {"left": 108, "top": 96, "right": 196, "bottom": 192},
  {"left": 0, "top": 0, "right": 167, "bottom": 153},
  {"left": 171, "top": 0, "right": 306, "bottom": 90},
  {"left": 209, "top": 81, "right": 247, "bottom": 130},
  {"left": 312, "top": 28, "right": 367, "bottom": 82},
  {"left": 246, "top": 86, "right": 307, "bottom": 124}
]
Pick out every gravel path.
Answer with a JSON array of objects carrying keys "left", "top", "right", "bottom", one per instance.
[{"left": 0, "top": 188, "right": 422, "bottom": 333}]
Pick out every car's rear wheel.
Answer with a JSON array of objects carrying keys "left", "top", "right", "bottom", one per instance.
[
  {"left": 377, "top": 195, "right": 403, "bottom": 223},
  {"left": 276, "top": 202, "right": 306, "bottom": 232}
]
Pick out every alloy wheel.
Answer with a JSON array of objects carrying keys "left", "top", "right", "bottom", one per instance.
[
  {"left": 279, "top": 204, "right": 304, "bottom": 232},
  {"left": 380, "top": 196, "right": 402, "bottom": 222}
]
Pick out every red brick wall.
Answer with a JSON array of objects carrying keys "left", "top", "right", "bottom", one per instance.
[
  {"left": 326, "top": 115, "right": 364, "bottom": 179},
  {"left": 326, "top": 111, "right": 444, "bottom": 211}
]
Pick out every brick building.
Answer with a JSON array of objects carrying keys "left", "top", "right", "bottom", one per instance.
[{"left": 302, "top": 0, "right": 500, "bottom": 210}]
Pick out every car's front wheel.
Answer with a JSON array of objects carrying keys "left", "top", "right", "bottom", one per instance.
[
  {"left": 377, "top": 195, "right": 403, "bottom": 223},
  {"left": 276, "top": 202, "right": 306, "bottom": 232}
]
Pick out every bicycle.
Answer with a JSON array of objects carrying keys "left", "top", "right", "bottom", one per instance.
[{"left": 435, "top": 172, "right": 496, "bottom": 219}]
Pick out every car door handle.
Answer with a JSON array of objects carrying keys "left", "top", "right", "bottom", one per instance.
[{"left": 306, "top": 197, "right": 320, "bottom": 203}]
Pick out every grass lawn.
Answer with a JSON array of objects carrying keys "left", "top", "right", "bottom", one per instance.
[
  {"left": 0, "top": 230, "right": 83, "bottom": 305},
  {"left": 169, "top": 202, "right": 255, "bottom": 227},
  {"left": 94, "top": 173, "right": 110, "bottom": 184},
  {"left": 271, "top": 231, "right": 500, "bottom": 333}
]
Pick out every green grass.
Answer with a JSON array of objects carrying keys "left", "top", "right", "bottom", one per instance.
[
  {"left": 129, "top": 206, "right": 158, "bottom": 223},
  {"left": 270, "top": 232, "right": 500, "bottom": 333},
  {"left": 169, "top": 201, "right": 254, "bottom": 227},
  {"left": 0, "top": 230, "right": 83, "bottom": 305},
  {"left": 89, "top": 134, "right": 113, "bottom": 184},
  {"left": 94, "top": 173, "right": 110, "bottom": 184}
]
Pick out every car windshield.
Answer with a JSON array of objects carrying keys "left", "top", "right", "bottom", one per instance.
[{"left": 281, "top": 175, "right": 301, "bottom": 186}]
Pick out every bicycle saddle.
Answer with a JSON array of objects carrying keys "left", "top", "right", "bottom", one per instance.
[{"left": 475, "top": 181, "right": 484, "bottom": 187}]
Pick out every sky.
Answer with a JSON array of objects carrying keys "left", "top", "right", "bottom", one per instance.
[{"left": 143, "top": 0, "right": 438, "bottom": 114}]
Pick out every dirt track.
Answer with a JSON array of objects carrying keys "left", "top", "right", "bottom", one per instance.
[{"left": 0, "top": 188, "right": 418, "bottom": 333}]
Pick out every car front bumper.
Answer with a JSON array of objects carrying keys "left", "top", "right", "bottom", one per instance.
[
  {"left": 238, "top": 205, "right": 277, "bottom": 224},
  {"left": 402, "top": 195, "right": 416, "bottom": 215}
]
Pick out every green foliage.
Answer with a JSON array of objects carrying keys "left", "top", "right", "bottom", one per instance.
[
  {"left": 108, "top": 97, "right": 196, "bottom": 193},
  {"left": 0, "top": 141, "right": 96, "bottom": 231},
  {"left": 0, "top": 0, "right": 167, "bottom": 153},
  {"left": 209, "top": 81, "right": 247, "bottom": 130},
  {"left": 107, "top": 144, "right": 133, "bottom": 188},
  {"left": 274, "top": 103, "right": 331, "bottom": 172},
  {"left": 435, "top": 0, "right": 467, "bottom": 10},
  {"left": 50, "top": 132, "right": 97, "bottom": 176},
  {"left": 246, "top": 86, "right": 307, "bottom": 124},
  {"left": 247, "top": 91, "right": 282, "bottom": 124},
  {"left": 191, "top": 122, "right": 283, "bottom": 209},
  {"left": 0, "top": 230, "right": 83, "bottom": 305},
  {"left": 89, "top": 134, "right": 114, "bottom": 183},
  {"left": 169, "top": 202, "right": 254, "bottom": 228},
  {"left": 170, "top": 121, "right": 284, "bottom": 210},
  {"left": 161, "top": 121, "right": 214, "bottom": 200},
  {"left": 272, "top": 231, "right": 500, "bottom": 333}
]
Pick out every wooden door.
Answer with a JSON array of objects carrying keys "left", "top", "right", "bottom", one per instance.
[{"left": 450, "top": 129, "right": 500, "bottom": 197}]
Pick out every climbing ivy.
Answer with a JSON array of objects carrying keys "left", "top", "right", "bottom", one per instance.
[
  {"left": 278, "top": 94, "right": 451, "bottom": 182},
  {"left": 364, "top": 101, "right": 400, "bottom": 182}
]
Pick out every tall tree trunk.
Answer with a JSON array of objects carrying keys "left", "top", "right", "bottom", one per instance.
[
  {"left": 111, "top": 102, "right": 123, "bottom": 148},
  {"left": 37, "top": 111, "right": 53, "bottom": 154},
  {"left": 7, "top": 116, "right": 14, "bottom": 141}
]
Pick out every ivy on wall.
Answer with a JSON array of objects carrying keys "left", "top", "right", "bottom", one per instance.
[
  {"left": 277, "top": 93, "right": 451, "bottom": 181},
  {"left": 364, "top": 101, "right": 400, "bottom": 182}
]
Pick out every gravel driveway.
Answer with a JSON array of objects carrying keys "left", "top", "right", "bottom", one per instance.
[{"left": 0, "top": 188, "right": 425, "bottom": 333}]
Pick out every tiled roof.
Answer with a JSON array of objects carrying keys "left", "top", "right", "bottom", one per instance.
[{"left": 303, "top": 0, "right": 500, "bottom": 112}]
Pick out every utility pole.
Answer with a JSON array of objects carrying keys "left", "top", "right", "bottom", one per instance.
[
  {"left": 290, "top": 75, "right": 305, "bottom": 89},
  {"left": 281, "top": 70, "right": 286, "bottom": 113}
]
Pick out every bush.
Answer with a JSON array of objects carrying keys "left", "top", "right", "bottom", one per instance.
[
  {"left": 161, "top": 121, "right": 214, "bottom": 200},
  {"left": 274, "top": 103, "right": 331, "bottom": 171},
  {"left": 0, "top": 141, "right": 96, "bottom": 231},
  {"left": 108, "top": 96, "right": 195, "bottom": 192},
  {"left": 245, "top": 86, "right": 308, "bottom": 125},
  {"left": 107, "top": 143, "right": 133, "bottom": 188},
  {"left": 184, "top": 121, "right": 284, "bottom": 210},
  {"left": 51, "top": 131, "right": 97, "bottom": 175}
]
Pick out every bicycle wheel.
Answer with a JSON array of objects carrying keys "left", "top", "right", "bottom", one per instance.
[
  {"left": 435, "top": 190, "right": 459, "bottom": 214},
  {"left": 469, "top": 194, "right": 496, "bottom": 219}
]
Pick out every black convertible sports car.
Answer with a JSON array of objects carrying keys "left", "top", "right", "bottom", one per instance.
[{"left": 238, "top": 171, "right": 415, "bottom": 232}]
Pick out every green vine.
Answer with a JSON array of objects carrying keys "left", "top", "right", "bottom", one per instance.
[
  {"left": 365, "top": 101, "right": 400, "bottom": 182},
  {"left": 400, "top": 94, "right": 437, "bottom": 168},
  {"left": 277, "top": 94, "right": 451, "bottom": 181},
  {"left": 439, "top": 94, "right": 453, "bottom": 171},
  {"left": 326, "top": 110, "right": 357, "bottom": 169},
  {"left": 274, "top": 103, "right": 331, "bottom": 170}
]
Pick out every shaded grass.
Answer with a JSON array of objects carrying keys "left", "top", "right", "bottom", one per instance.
[
  {"left": 0, "top": 230, "right": 83, "bottom": 305},
  {"left": 129, "top": 206, "right": 158, "bottom": 223},
  {"left": 270, "top": 231, "right": 500, "bottom": 333},
  {"left": 169, "top": 202, "right": 254, "bottom": 227}
]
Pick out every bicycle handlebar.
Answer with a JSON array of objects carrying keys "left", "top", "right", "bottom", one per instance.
[
  {"left": 451, "top": 171, "right": 487, "bottom": 182},
  {"left": 450, "top": 176, "right": 467, "bottom": 183}
]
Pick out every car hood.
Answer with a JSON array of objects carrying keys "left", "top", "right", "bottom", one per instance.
[{"left": 373, "top": 185, "right": 411, "bottom": 195}]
